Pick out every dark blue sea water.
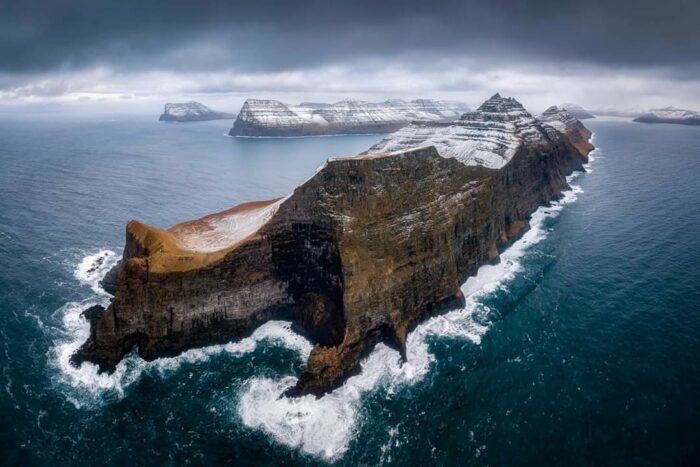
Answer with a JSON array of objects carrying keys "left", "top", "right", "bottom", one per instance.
[{"left": 1, "top": 114, "right": 699, "bottom": 465}]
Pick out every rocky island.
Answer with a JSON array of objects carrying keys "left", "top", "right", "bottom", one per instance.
[
  {"left": 159, "top": 102, "right": 235, "bottom": 122},
  {"left": 73, "top": 93, "right": 593, "bottom": 396},
  {"left": 229, "top": 98, "right": 470, "bottom": 137},
  {"left": 634, "top": 106, "right": 700, "bottom": 125}
]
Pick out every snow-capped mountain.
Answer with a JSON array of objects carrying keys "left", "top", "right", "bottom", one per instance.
[
  {"left": 367, "top": 93, "right": 558, "bottom": 169},
  {"left": 229, "top": 98, "right": 470, "bottom": 136},
  {"left": 560, "top": 103, "right": 595, "bottom": 119},
  {"left": 159, "top": 102, "right": 235, "bottom": 122},
  {"left": 634, "top": 106, "right": 700, "bottom": 125}
]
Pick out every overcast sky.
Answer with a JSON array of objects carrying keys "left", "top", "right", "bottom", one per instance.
[{"left": 1, "top": 0, "right": 698, "bottom": 113}]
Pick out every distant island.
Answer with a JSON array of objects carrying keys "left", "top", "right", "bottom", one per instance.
[
  {"left": 634, "top": 107, "right": 700, "bottom": 125},
  {"left": 159, "top": 102, "right": 235, "bottom": 122},
  {"left": 228, "top": 98, "right": 470, "bottom": 137},
  {"left": 560, "top": 103, "right": 595, "bottom": 119}
]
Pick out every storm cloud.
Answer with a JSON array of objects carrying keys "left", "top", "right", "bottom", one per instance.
[{"left": 1, "top": 0, "right": 698, "bottom": 110}]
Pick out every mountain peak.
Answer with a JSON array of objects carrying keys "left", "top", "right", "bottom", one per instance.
[{"left": 476, "top": 93, "right": 526, "bottom": 114}]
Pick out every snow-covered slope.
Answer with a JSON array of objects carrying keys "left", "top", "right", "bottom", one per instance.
[
  {"left": 159, "top": 102, "right": 235, "bottom": 122},
  {"left": 634, "top": 106, "right": 700, "bottom": 125},
  {"left": 366, "top": 93, "right": 561, "bottom": 169},
  {"left": 560, "top": 103, "right": 595, "bottom": 119},
  {"left": 229, "top": 98, "right": 470, "bottom": 137}
]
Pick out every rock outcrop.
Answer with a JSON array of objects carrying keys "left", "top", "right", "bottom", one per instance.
[
  {"left": 74, "top": 93, "right": 593, "bottom": 396},
  {"left": 633, "top": 106, "right": 700, "bottom": 125},
  {"left": 159, "top": 102, "right": 235, "bottom": 122},
  {"left": 539, "top": 106, "right": 594, "bottom": 156},
  {"left": 229, "top": 98, "right": 470, "bottom": 137}
]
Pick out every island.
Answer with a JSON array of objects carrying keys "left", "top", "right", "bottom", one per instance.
[
  {"left": 158, "top": 102, "right": 235, "bottom": 122},
  {"left": 228, "top": 98, "right": 470, "bottom": 137},
  {"left": 73, "top": 93, "right": 593, "bottom": 397},
  {"left": 633, "top": 106, "right": 700, "bottom": 125}
]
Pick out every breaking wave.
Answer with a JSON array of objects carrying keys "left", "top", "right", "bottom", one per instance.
[
  {"left": 73, "top": 249, "right": 119, "bottom": 294},
  {"left": 53, "top": 148, "right": 595, "bottom": 459}
]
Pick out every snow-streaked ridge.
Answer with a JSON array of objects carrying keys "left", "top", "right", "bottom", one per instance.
[
  {"left": 235, "top": 98, "right": 470, "bottom": 129},
  {"left": 367, "top": 93, "right": 555, "bottom": 169}
]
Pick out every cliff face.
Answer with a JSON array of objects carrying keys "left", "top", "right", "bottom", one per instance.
[
  {"left": 159, "top": 102, "right": 235, "bottom": 122},
  {"left": 229, "top": 98, "right": 470, "bottom": 137},
  {"left": 74, "top": 94, "right": 592, "bottom": 396},
  {"left": 539, "top": 106, "right": 595, "bottom": 156},
  {"left": 634, "top": 106, "right": 700, "bottom": 125}
]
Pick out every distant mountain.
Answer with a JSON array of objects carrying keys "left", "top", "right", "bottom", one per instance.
[
  {"left": 159, "top": 102, "right": 235, "bottom": 122},
  {"left": 229, "top": 98, "right": 470, "bottom": 137},
  {"left": 633, "top": 106, "right": 700, "bottom": 125},
  {"left": 560, "top": 103, "right": 595, "bottom": 119}
]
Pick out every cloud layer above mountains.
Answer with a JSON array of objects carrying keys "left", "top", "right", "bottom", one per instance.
[{"left": 2, "top": 0, "right": 698, "bottom": 111}]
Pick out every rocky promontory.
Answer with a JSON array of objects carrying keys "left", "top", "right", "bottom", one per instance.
[
  {"left": 634, "top": 106, "right": 700, "bottom": 125},
  {"left": 74, "top": 93, "right": 593, "bottom": 396},
  {"left": 159, "top": 102, "right": 235, "bottom": 122},
  {"left": 229, "top": 98, "right": 470, "bottom": 137}
]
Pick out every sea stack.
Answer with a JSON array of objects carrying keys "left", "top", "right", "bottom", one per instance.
[
  {"left": 159, "top": 102, "right": 235, "bottom": 122},
  {"left": 74, "top": 93, "right": 593, "bottom": 396},
  {"left": 228, "top": 98, "right": 470, "bottom": 137}
]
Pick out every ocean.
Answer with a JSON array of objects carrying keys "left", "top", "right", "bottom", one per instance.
[{"left": 0, "top": 114, "right": 699, "bottom": 465}]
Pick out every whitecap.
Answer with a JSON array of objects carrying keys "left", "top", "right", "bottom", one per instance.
[{"left": 73, "top": 249, "right": 119, "bottom": 294}]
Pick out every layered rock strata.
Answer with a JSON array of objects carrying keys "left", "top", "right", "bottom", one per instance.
[
  {"left": 229, "top": 98, "right": 470, "bottom": 137},
  {"left": 74, "top": 94, "right": 593, "bottom": 396}
]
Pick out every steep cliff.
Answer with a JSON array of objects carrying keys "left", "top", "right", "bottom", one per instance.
[
  {"left": 74, "top": 94, "right": 593, "bottom": 396},
  {"left": 229, "top": 98, "right": 470, "bottom": 137},
  {"left": 539, "top": 106, "right": 595, "bottom": 156},
  {"left": 159, "top": 102, "right": 235, "bottom": 122}
]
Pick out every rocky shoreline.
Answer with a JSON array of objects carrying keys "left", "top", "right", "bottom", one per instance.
[{"left": 73, "top": 94, "right": 593, "bottom": 396}]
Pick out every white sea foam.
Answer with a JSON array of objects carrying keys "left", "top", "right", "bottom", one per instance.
[
  {"left": 55, "top": 143, "right": 597, "bottom": 459},
  {"left": 54, "top": 299, "right": 311, "bottom": 400},
  {"left": 73, "top": 249, "right": 119, "bottom": 294}
]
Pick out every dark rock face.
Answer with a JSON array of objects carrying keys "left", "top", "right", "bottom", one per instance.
[
  {"left": 100, "top": 261, "right": 120, "bottom": 295},
  {"left": 74, "top": 94, "right": 592, "bottom": 396}
]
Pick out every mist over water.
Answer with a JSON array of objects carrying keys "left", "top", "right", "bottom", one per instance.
[{"left": 1, "top": 115, "right": 699, "bottom": 465}]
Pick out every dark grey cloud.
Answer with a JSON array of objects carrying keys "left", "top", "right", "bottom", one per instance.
[{"left": 1, "top": 0, "right": 699, "bottom": 75}]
